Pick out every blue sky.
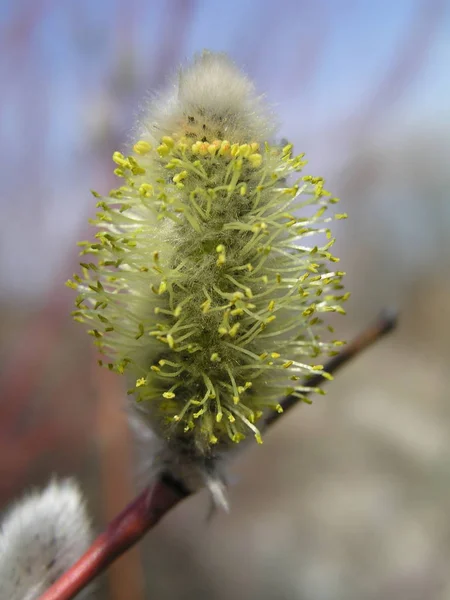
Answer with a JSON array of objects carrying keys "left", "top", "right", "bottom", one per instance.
[{"left": 2, "top": 1, "right": 449, "bottom": 162}]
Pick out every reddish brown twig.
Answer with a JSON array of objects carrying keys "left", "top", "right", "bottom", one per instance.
[
  {"left": 39, "top": 310, "right": 397, "bottom": 600},
  {"left": 39, "top": 476, "right": 189, "bottom": 600},
  {"left": 265, "top": 309, "right": 398, "bottom": 427},
  {"left": 93, "top": 353, "right": 145, "bottom": 600}
]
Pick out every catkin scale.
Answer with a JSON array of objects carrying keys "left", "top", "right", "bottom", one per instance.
[{"left": 69, "top": 52, "right": 347, "bottom": 469}]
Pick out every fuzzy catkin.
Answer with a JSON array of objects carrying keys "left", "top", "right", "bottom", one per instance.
[
  {"left": 69, "top": 51, "right": 347, "bottom": 475},
  {"left": 0, "top": 479, "right": 92, "bottom": 600}
]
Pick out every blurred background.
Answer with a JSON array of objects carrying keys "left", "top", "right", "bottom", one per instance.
[{"left": 1, "top": 1, "right": 450, "bottom": 598}]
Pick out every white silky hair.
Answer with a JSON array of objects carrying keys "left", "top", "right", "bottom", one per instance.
[
  {"left": 128, "top": 405, "right": 230, "bottom": 511},
  {"left": 137, "top": 51, "right": 275, "bottom": 145},
  {"left": 0, "top": 479, "right": 93, "bottom": 600}
]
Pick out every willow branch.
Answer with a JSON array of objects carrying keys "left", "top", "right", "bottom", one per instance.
[
  {"left": 39, "top": 309, "right": 397, "bottom": 600},
  {"left": 265, "top": 308, "right": 398, "bottom": 427}
]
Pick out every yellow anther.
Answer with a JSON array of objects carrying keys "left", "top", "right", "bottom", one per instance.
[
  {"left": 219, "top": 140, "right": 231, "bottom": 155},
  {"left": 252, "top": 222, "right": 264, "bottom": 233},
  {"left": 248, "top": 153, "right": 262, "bottom": 168},
  {"left": 210, "top": 352, "right": 221, "bottom": 362},
  {"left": 157, "top": 144, "right": 170, "bottom": 157},
  {"left": 163, "top": 391, "right": 176, "bottom": 399},
  {"left": 216, "top": 412, "right": 223, "bottom": 423},
  {"left": 240, "top": 183, "right": 247, "bottom": 196},
  {"left": 216, "top": 244, "right": 226, "bottom": 266},
  {"left": 282, "top": 360, "right": 293, "bottom": 368},
  {"left": 271, "top": 352, "right": 280, "bottom": 358},
  {"left": 131, "top": 165, "right": 146, "bottom": 175},
  {"left": 112, "top": 151, "right": 128, "bottom": 166},
  {"left": 150, "top": 365, "right": 160, "bottom": 372},
  {"left": 233, "top": 396, "right": 240, "bottom": 404},
  {"left": 136, "top": 378, "right": 146, "bottom": 387},
  {"left": 173, "top": 170, "right": 188, "bottom": 184},
  {"left": 255, "top": 433, "right": 263, "bottom": 444},
  {"left": 133, "top": 140, "right": 152, "bottom": 155},
  {"left": 209, "top": 434, "right": 218, "bottom": 444},
  {"left": 275, "top": 404, "right": 283, "bottom": 413},
  {"left": 250, "top": 142, "right": 259, "bottom": 152},
  {"left": 230, "top": 143, "right": 240, "bottom": 157},
  {"left": 198, "top": 142, "right": 209, "bottom": 156},
  {"left": 166, "top": 159, "right": 182, "bottom": 169},
  {"left": 229, "top": 323, "right": 240, "bottom": 337},
  {"left": 201, "top": 299, "right": 211, "bottom": 313},
  {"left": 139, "top": 183, "right": 154, "bottom": 197},
  {"left": 237, "top": 143, "right": 251, "bottom": 157},
  {"left": 282, "top": 143, "right": 294, "bottom": 156},
  {"left": 167, "top": 334, "right": 175, "bottom": 349},
  {"left": 268, "top": 300, "right": 275, "bottom": 311},
  {"left": 161, "top": 136, "right": 174, "bottom": 148},
  {"left": 208, "top": 141, "right": 220, "bottom": 155},
  {"left": 228, "top": 413, "right": 236, "bottom": 422}
]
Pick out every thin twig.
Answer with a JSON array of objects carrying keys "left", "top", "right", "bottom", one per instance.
[
  {"left": 39, "top": 310, "right": 397, "bottom": 600},
  {"left": 265, "top": 308, "right": 398, "bottom": 427},
  {"left": 39, "top": 475, "right": 189, "bottom": 600}
]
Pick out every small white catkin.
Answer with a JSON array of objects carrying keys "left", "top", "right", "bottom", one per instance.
[{"left": 0, "top": 479, "right": 92, "bottom": 600}]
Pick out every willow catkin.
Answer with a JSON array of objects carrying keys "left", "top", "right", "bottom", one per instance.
[{"left": 69, "top": 51, "right": 347, "bottom": 491}]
